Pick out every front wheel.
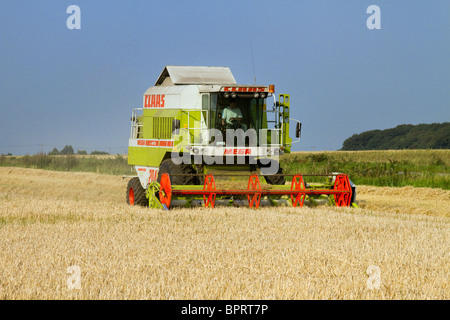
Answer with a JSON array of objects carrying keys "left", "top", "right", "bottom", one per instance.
[
  {"left": 157, "top": 159, "right": 198, "bottom": 185},
  {"left": 126, "top": 177, "right": 148, "bottom": 206}
]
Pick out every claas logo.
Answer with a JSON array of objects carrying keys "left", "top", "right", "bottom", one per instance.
[{"left": 144, "top": 94, "right": 165, "bottom": 108}]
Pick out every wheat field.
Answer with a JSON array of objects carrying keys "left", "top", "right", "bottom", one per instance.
[{"left": 0, "top": 167, "right": 448, "bottom": 299}]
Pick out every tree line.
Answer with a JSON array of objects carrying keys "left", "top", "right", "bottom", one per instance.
[
  {"left": 48, "top": 145, "right": 109, "bottom": 155},
  {"left": 341, "top": 122, "right": 450, "bottom": 150}
]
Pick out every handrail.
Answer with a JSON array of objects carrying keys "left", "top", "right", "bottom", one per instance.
[{"left": 130, "top": 108, "right": 144, "bottom": 139}]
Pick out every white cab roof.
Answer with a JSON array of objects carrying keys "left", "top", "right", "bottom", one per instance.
[{"left": 155, "top": 66, "right": 237, "bottom": 86}]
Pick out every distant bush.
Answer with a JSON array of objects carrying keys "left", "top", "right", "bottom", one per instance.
[
  {"left": 48, "top": 148, "right": 60, "bottom": 155},
  {"left": 0, "top": 153, "right": 130, "bottom": 175},
  {"left": 60, "top": 145, "right": 74, "bottom": 155},
  {"left": 308, "top": 153, "right": 330, "bottom": 163},
  {"left": 341, "top": 122, "right": 450, "bottom": 150},
  {"left": 90, "top": 151, "right": 109, "bottom": 155}
]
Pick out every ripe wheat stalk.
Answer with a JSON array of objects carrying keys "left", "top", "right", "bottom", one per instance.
[{"left": 0, "top": 167, "right": 448, "bottom": 299}]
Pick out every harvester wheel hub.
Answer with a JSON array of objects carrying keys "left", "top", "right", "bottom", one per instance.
[
  {"left": 128, "top": 188, "right": 135, "bottom": 205},
  {"left": 159, "top": 173, "right": 172, "bottom": 209}
]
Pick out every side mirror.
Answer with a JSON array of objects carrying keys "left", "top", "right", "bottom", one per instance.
[{"left": 296, "top": 122, "right": 302, "bottom": 139}]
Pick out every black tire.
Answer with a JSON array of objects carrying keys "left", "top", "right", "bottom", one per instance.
[
  {"left": 157, "top": 159, "right": 197, "bottom": 185},
  {"left": 350, "top": 180, "right": 357, "bottom": 205},
  {"left": 126, "top": 177, "right": 148, "bottom": 206},
  {"left": 258, "top": 159, "right": 286, "bottom": 185}
]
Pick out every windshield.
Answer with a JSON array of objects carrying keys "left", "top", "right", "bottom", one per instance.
[{"left": 213, "top": 94, "right": 265, "bottom": 133}]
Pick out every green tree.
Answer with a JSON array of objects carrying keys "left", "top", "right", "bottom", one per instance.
[
  {"left": 341, "top": 122, "right": 450, "bottom": 150},
  {"left": 60, "top": 145, "right": 74, "bottom": 155},
  {"left": 48, "top": 148, "right": 60, "bottom": 155}
]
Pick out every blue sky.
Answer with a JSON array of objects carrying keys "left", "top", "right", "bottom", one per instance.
[{"left": 0, "top": 0, "right": 449, "bottom": 154}]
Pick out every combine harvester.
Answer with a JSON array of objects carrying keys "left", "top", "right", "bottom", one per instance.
[{"left": 126, "top": 66, "right": 356, "bottom": 209}]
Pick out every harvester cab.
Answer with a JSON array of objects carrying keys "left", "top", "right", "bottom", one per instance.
[{"left": 126, "top": 66, "right": 354, "bottom": 209}]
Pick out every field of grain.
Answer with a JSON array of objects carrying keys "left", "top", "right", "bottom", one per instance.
[{"left": 0, "top": 167, "right": 448, "bottom": 299}]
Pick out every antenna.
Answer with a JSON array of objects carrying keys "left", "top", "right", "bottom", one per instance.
[{"left": 250, "top": 40, "right": 256, "bottom": 84}]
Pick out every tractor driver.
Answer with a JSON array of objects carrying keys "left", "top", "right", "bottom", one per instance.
[{"left": 221, "top": 98, "right": 247, "bottom": 131}]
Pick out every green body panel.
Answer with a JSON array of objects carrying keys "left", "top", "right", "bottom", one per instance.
[
  {"left": 128, "top": 146, "right": 168, "bottom": 167},
  {"left": 142, "top": 108, "right": 178, "bottom": 139},
  {"left": 279, "top": 94, "right": 292, "bottom": 153},
  {"left": 185, "top": 110, "right": 203, "bottom": 146},
  {"left": 128, "top": 108, "right": 204, "bottom": 167},
  {"left": 173, "top": 110, "right": 203, "bottom": 153}
]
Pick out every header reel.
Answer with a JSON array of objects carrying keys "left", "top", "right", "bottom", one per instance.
[{"left": 147, "top": 173, "right": 354, "bottom": 209}]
